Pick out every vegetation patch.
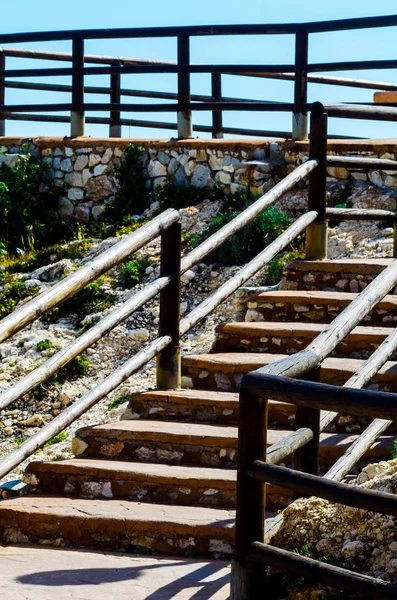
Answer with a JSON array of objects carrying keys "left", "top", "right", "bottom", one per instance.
[
  {"left": 155, "top": 178, "right": 223, "bottom": 211},
  {"left": 36, "top": 339, "right": 53, "bottom": 352},
  {"left": 118, "top": 256, "right": 152, "bottom": 289},
  {"left": 60, "top": 354, "right": 90, "bottom": 378},
  {"left": 0, "top": 280, "right": 39, "bottom": 320},
  {"left": 107, "top": 395, "right": 129, "bottom": 411},
  {"left": 42, "top": 432, "right": 69, "bottom": 448}
]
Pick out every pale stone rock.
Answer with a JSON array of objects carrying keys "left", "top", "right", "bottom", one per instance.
[
  {"left": 60, "top": 158, "right": 73, "bottom": 172},
  {"left": 148, "top": 160, "right": 167, "bottom": 178},
  {"left": 114, "top": 147, "right": 123, "bottom": 158},
  {"left": 93, "top": 163, "right": 108, "bottom": 177},
  {"left": 85, "top": 175, "right": 114, "bottom": 201},
  {"left": 74, "top": 154, "right": 88, "bottom": 171},
  {"left": 209, "top": 154, "right": 223, "bottom": 171},
  {"left": 369, "top": 170, "right": 384, "bottom": 187},
  {"left": 23, "top": 473, "right": 40, "bottom": 485},
  {"left": 157, "top": 151, "right": 170, "bottom": 165},
  {"left": 184, "top": 160, "right": 195, "bottom": 177},
  {"left": 89, "top": 154, "right": 101, "bottom": 168},
  {"left": 92, "top": 204, "right": 105, "bottom": 221},
  {"left": 58, "top": 197, "right": 74, "bottom": 217},
  {"left": 65, "top": 147, "right": 73, "bottom": 157},
  {"left": 71, "top": 437, "right": 88, "bottom": 456},
  {"left": 177, "top": 153, "right": 189, "bottom": 166},
  {"left": 75, "top": 203, "right": 91, "bottom": 223},
  {"left": 65, "top": 172, "right": 84, "bottom": 187},
  {"left": 209, "top": 539, "right": 233, "bottom": 554},
  {"left": 80, "top": 481, "right": 113, "bottom": 499},
  {"left": 68, "top": 188, "right": 84, "bottom": 201},
  {"left": 181, "top": 376, "right": 194, "bottom": 388},
  {"left": 214, "top": 373, "right": 232, "bottom": 392},
  {"left": 53, "top": 147, "right": 63, "bottom": 156},
  {"left": 41, "top": 148, "right": 52, "bottom": 157},
  {"left": 75, "top": 147, "right": 93, "bottom": 154},
  {"left": 101, "top": 148, "right": 113, "bottom": 164},
  {"left": 82, "top": 168, "right": 93, "bottom": 185},
  {"left": 191, "top": 164, "right": 212, "bottom": 188},
  {"left": 168, "top": 158, "right": 179, "bottom": 175},
  {"left": 52, "top": 157, "right": 62, "bottom": 170},
  {"left": 327, "top": 166, "right": 349, "bottom": 179},
  {"left": 174, "top": 166, "right": 188, "bottom": 186}
]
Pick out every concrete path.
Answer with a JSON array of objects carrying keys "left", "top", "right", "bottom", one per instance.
[{"left": 0, "top": 545, "right": 230, "bottom": 599}]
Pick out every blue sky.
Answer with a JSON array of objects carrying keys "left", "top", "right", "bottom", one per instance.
[{"left": 2, "top": 0, "right": 397, "bottom": 139}]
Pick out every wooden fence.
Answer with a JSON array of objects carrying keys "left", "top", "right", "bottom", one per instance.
[{"left": 2, "top": 15, "right": 397, "bottom": 139}]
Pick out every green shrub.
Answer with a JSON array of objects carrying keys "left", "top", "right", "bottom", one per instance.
[
  {"left": 0, "top": 153, "right": 70, "bottom": 251},
  {"left": 118, "top": 256, "right": 152, "bottom": 289},
  {"left": 41, "top": 306, "right": 60, "bottom": 323},
  {"left": 43, "top": 432, "right": 69, "bottom": 448},
  {"left": 36, "top": 339, "right": 53, "bottom": 352},
  {"left": 60, "top": 355, "right": 90, "bottom": 377},
  {"left": 266, "top": 248, "right": 305, "bottom": 285},
  {"left": 203, "top": 207, "right": 290, "bottom": 266},
  {"left": 59, "top": 279, "right": 117, "bottom": 317},
  {"left": 108, "top": 395, "right": 129, "bottom": 411},
  {"left": 155, "top": 178, "right": 223, "bottom": 211},
  {"left": 182, "top": 232, "right": 200, "bottom": 251},
  {"left": 0, "top": 280, "right": 39, "bottom": 320},
  {"left": 104, "top": 144, "right": 149, "bottom": 220},
  {"left": 391, "top": 438, "right": 397, "bottom": 459}
]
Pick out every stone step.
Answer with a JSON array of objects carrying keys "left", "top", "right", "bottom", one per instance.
[
  {"left": 182, "top": 352, "right": 397, "bottom": 392},
  {"left": 72, "top": 420, "right": 395, "bottom": 468},
  {"left": 0, "top": 495, "right": 236, "bottom": 557},
  {"left": 24, "top": 458, "right": 291, "bottom": 510},
  {"left": 213, "top": 321, "right": 395, "bottom": 359},
  {"left": 281, "top": 258, "right": 395, "bottom": 292},
  {"left": 124, "top": 388, "right": 294, "bottom": 427},
  {"left": 245, "top": 290, "right": 397, "bottom": 326}
]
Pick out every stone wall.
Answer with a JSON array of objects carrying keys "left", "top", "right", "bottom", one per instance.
[{"left": 1, "top": 136, "right": 397, "bottom": 223}]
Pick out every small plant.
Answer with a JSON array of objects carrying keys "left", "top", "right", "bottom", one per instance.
[
  {"left": 107, "top": 395, "right": 129, "bottom": 411},
  {"left": 36, "top": 339, "right": 53, "bottom": 352},
  {"left": 118, "top": 256, "right": 152, "bottom": 289},
  {"left": 203, "top": 207, "right": 290, "bottom": 267},
  {"left": 0, "top": 280, "right": 39, "bottom": 320},
  {"left": 104, "top": 144, "right": 149, "bottom": 220},
  {"left": 182, "top": 232, "right": 200, "bottom": 251},
  {"left": 59, "top": 279, "right": 117, "bottom": 317},
  {"left": 60, "top": 355, "right": 90, "bottom": 377},
  {"left": 15, "top": 435, "right": 29, "bottom": 447},
  {"left": 266, "top": 248, "right": 305, "bottom": 285},
  {"left": 78, "top": 316, "right": 100, "bottom": 335},
  {"left": 8, "top": 361, "right": 16, "bottom": 367},
  {"left": 41, "top": 306, "right": 60, "bottom": 323},
  {"left": 43, "top": 432, "right": 69, "bottom": 448}
]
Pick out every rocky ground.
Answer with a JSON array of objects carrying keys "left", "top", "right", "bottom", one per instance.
[{"left": 0, "top": 182, "right": 395, "bottom": 486}]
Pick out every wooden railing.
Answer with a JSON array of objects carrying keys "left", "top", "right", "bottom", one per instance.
[{"left": 2, "top": 14, "right": 397, "bottom": 139}]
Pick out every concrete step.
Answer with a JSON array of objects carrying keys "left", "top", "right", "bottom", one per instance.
[
  {"left": 24, "top": 458, "right": 291, "bottom": 510},
  {"left": 0, "top": 495, "right": 236, "bottom": 557},
  {"left": 124, "top": 388, "right": 294, "bottom": 427},
  {"left": 244, "top": 290, "right": 397, "bottom": 326},
  {"left": 182, "top": 352, "right": 397, "bottom": 392},
  {"left": 71, "top": 420, "right": 395, "bottom": 469},
  {"left": 281, "top": 258, "right": 395, "bottom": 292},
  {"left": 213, "top": 321, "right": 395, "bottom": 359}
]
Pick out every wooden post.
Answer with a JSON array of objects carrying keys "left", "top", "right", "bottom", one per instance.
[
  {"left": 393, "top": 221, "right": 397, "bottom": 258},
  {"left": 211, "top": 73, "right": 223, "bottom": 138},
  {"left": 231, "top": 387, "right": 268, "bottom": 600},
  {"left": 294, "top": 367, "right": 321, "bottom": 481},
  {"left": 156, "top": 221, "right": 181, "bottom": 389},
  {"left": 110, "top": 66, "right": 121, "bottom": 137},
  {"left": 0, "top": 51, "right": 5, "bottom": 137},
  {"left": 306, "top": 109, "right": 328, "bottom": 259},
  {"left": 292, "top": 32, "right": 308, "bottom": 141},
  {"left": 177, "top": 34, "right": 192, "bottom": 139},
  {"left": 71, "top": 37, "right": 85, "bottom": 137}
]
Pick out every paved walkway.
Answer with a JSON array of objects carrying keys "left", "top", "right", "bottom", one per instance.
[{"left": 0, "top": 545, "right": 230, "bottom": 599}]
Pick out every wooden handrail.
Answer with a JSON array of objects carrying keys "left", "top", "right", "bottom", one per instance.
[{"left": 0, "top": 208, "right": 179, "bottom": 344}]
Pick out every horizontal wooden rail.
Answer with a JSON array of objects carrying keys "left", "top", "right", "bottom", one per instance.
[
  {"left": 0, "top": 208, "right": 179, "bottom": 344},
  {"left": 249, "top": 462, "right": 397, "bottom": 516},
  {"left": 326, "top": 208, "right": 397, "bottom": 221},
  {"left": 0, "top": 335, "right": 171, "bottom": 480},
  {"left": 0, "top": 276, "right": 169, "bottom": 412},
  {"left": 323, "top": 102, "right": 397, "bottom": 121},
  {"left": 181, "top": 160, "right": 317, "bottom": 273},
  {"left": 266, "top": 427, "right": 313, "bottom": 465},
  {"left": 326, "top": 155, "right": 397, "bottom": 170},
  {"left": 243, "top": 373, "right": 397, "bottom": 421},
  {"left": 180, "top": 211, "right": 317, "bottom": 335},
  {"left": 249, "top": 543, "right": 397, "bottom": 599}
]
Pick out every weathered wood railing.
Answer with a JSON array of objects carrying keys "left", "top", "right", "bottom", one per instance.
[
  {"left": 2, "top": 14, "right": 397, "bottom": 139},
  {"left": 0, "top": 115, "right": 321, "bottom": 479}
]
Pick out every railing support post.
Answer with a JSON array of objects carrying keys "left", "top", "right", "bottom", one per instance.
[
  {"left": 306, "top": 109, "right": 328, "bottom": 259},
  {"left": 110, "top": 66, "right": 121, "bottom": 137},
  {"left": 294, "top": 367, "right": 321, "bottom": 483},
  {"left": 71, "top": 37, "right": 85, "bottom": 137},
  {"left": 156, "top": 221, "right": 181, "bottom": 389},
  {"left": 0, "top": 51, "right": 5, "bottom": 137},
  {"left": 393, "top": 222, "right": 397, "bottom": 258},
  {"left": 292, "top": 32, "right": 308, "bottom": 141},
  {"left": 177, "top": 34, "right": 192, "bottom": 139},
  {"left": 231, "top": 387, "right": 268, "bottom": 599},
  {"left": 211, "top": 73, "right": 223, "bottom": 139}
]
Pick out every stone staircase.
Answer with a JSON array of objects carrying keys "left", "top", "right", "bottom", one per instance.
[{"left": 1, "top": 258, "right": 397, "bottom": 558}]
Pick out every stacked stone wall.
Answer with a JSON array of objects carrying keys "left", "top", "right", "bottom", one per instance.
[{"left": 1, "top": 136, "right": 397, "bottom": 223}]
